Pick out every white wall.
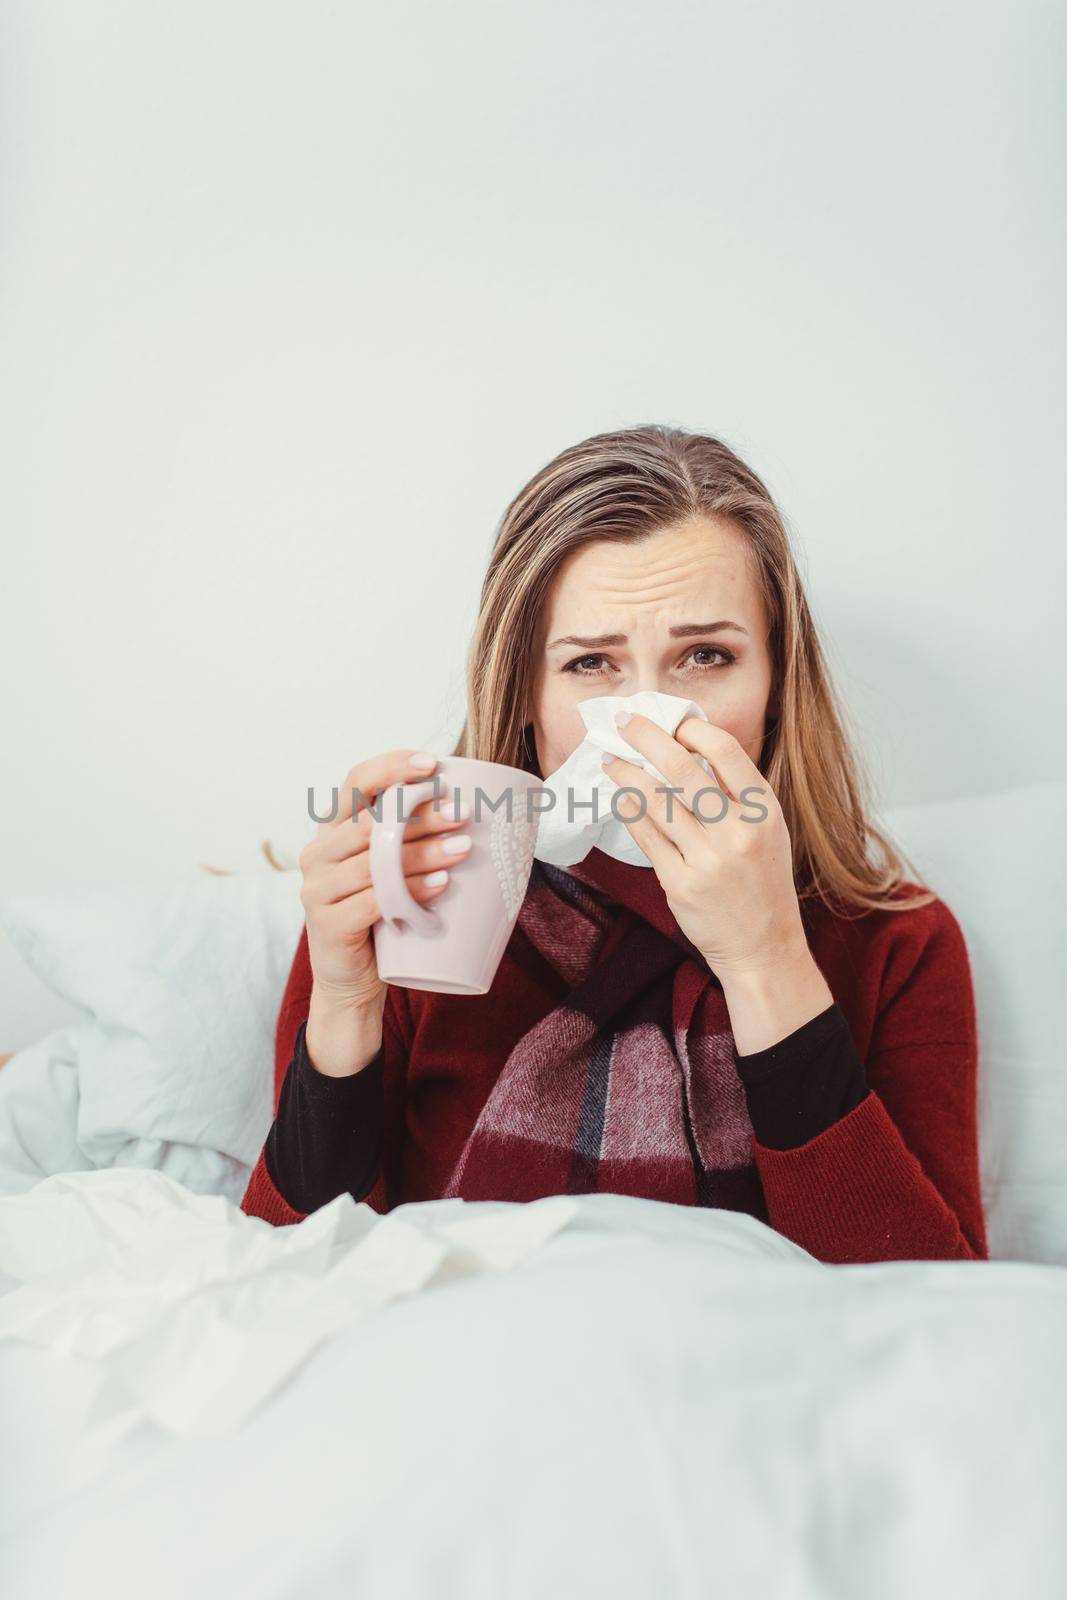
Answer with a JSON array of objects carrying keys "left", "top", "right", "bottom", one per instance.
[{"left": 2, "top": 0, "right": 1064, "bottom": 1045}]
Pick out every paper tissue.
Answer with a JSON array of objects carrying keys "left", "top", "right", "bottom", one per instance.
[{"left": 533, "top": 690, "right": 713, "bottom": 868}]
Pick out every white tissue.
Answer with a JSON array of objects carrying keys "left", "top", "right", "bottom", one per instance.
[
  {"left": 533, "top": 691, "right": 711, "bottom": 868},
  {"left": 0, "top": 1168, "right": 581, "bottom": 1437}
]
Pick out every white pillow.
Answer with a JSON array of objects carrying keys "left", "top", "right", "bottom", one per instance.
[
  {"left": 0, "top": 869, "right": 304, "bottom": 1186},
  {"left": 0, "top": 1022, "right": 94, "bottom": 1194},
  {"left": 881, "top": 779, "right": 1067, "bottom": 1264},
  {"left": 0, "top": 1022, "right": 253, "bottom": 1203}
]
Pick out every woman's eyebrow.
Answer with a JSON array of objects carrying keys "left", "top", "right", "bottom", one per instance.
[{"left": 547, "top": 620, "right": 749, "bottom": 650}]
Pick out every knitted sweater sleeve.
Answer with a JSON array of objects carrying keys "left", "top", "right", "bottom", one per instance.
[{"left": 748, "top": 899, "right": 989, "bottom": 1265}]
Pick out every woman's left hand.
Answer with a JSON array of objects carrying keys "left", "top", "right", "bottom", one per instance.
[{"left": 601, "top": 712, "right": 809, "bottom": 982}]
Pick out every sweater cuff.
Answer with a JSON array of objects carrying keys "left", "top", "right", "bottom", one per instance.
[
  {"left": 289, "top": 1018, "right": 386, "bottom": 1102},
  {"left": 732, "top": 1001, "right": 869, "bottom": 1151},
  {"left": 749, "top": 1090, "right": 984, "bottom": 1263},
  {"left": 239, "top": 1147, "right": 307, "bottom": 1227}
]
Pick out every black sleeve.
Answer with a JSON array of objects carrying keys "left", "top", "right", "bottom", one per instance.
[
  {"left": 732, "top": 1002, "right": 869, "bottom": 1151},
  {"left": 264, "top": 1019, "right": 386, "bottom": 1213}
]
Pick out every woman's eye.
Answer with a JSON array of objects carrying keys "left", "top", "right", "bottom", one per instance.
[
  {"left": 564, "top": 654, "right": 611, "bottom": 675},
  {"left": 688, "top": 647, "right": 735, "bottom": 670},
  {"left": 563, "top": 647, "right": 735, "bottom": 676}
]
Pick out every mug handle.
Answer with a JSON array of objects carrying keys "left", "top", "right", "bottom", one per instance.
[{"left": 368, "top": 778, "right": 444, "bottom": 933}]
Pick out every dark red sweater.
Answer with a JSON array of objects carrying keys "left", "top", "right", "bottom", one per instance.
[{"left": 240, "top": 853, "right": 989, "bottom": 1265}]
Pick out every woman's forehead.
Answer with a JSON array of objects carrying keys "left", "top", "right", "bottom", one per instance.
[{"left": 543, "top": 521, "right": 764, "bottom": 634}]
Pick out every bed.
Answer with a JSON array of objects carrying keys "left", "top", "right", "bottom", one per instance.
[{"left": 1, "top": 782, "right": 1065, "bottom": 1599}]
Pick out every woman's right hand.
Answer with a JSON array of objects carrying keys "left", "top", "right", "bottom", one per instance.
[{"left": 298, "top": 749, "right": 471, "bottom": 1074}]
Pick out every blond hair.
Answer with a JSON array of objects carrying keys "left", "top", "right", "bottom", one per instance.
[{"left": 450, "top": 423, "right": 932, "bottom": 919}]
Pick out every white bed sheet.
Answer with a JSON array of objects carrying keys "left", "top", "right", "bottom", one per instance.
[{"left": 1, "top": 1169, "right": 1064, "bottom": 1600}]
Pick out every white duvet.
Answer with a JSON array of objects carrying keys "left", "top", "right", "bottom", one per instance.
[{"left": 2, "top": 1168, "right": 1065, "bottom": 1600}]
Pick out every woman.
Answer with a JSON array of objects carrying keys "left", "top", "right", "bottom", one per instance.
[{"left": 240, "top": 425, "right": 988, "bottom": 1264}]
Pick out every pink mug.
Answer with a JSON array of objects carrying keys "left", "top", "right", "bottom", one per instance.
[{"left": 369, "top": 755, "right": 542, "bottom": 995}]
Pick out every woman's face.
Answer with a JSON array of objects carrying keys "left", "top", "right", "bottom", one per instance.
[{"left": 529, "top": 516, "right": 774, "bottom": 779}]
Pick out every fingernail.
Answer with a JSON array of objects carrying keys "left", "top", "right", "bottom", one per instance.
[
  {"left": 441, "top": 833, "right": 472, "bottom": 854},
  {"left": 601, "top": 753, "right": 616, "bottom": 769},
  {"left": 425, "top": 869, "right": 449, "bottom": 886},
  {"left": 613, "top": 710, "right": 632, "bottom": 727},
  {"left": 409, "top": 751, "right": 437, "bottom": 770}
]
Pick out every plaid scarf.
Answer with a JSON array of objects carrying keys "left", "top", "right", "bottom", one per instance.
[{"left": 440, "top": 851, "right": 768, "bottom": 1217}]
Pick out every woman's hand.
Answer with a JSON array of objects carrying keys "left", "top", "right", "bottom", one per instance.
[
  {"left": 600, "top": 712, "right": 801, "bottom": 973},
  {"left": 298, "top": 748, "right": 472, "bottom": 1073},
  {"left": 601, "top": 712, "right": 833, "bottom": 1051}
]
